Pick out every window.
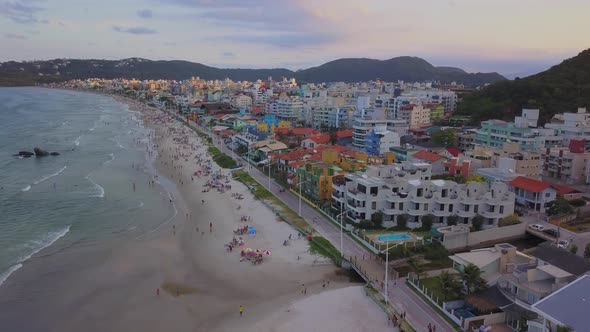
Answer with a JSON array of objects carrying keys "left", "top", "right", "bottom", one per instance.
[
  {"left": 489, "top": 206, "right": 495, "bottom": 213},
  {"left": 500, "top": 206, "right": 504, "bottom": 214},
  {"left": 415, "top": 203, "right": 420, "bottom": 210},
  {"left": 442, "top": 189, "right": 448, "bottom": 198},
  {"left": 424, "top": 203, "right": 429, "bottom": 211},
  {"left": 464, "top": 205, "right": 469, "bottom": 212},
  {"left": 370, "top": 187, "right": 378, "bottom": 196},
  {"left": 390, "top": 202, "right": 395, "bottom": 209},
  {"left": 545, "top": 192, "right": 551, "bottom": 197},
  {"left": 417, "top": 188, "right": 423, "bottom": 197},
  {"left": 399, "top": 203, "right": 404, "bottom": 210},
  {"left": 372, "top": 202, "right": 376, "bottom": 209},
  {"left": 474, "top": 205, "right": 479, "bottom": 213},
  {"left": 448, "top": 204, "right": 453, "bottom": 212},
  {"left": 464, "top": 217, "right": 468, "bottom": 224}
]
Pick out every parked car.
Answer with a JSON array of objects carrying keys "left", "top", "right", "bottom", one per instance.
[
  {"left": 543, "top": 229, "right": 559, "bottom": 238},
  {"left": 528, "top": 224, "right": 545, "bottom": 232}
]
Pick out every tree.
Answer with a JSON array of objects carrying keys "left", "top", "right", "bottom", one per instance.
[
  {"left": 460, "top": 264, "right": 487, "bottom": 295},
  {"left": 329, "top": 131, "right": 338, "bottom": 145},
  {"left": 471, "top": 214, "right": 485, "bottom": 231},
  {"left": 498, "top": 214, "right": 521, "bottom": 227},
  {"left": 408, "top": 257, "right": 425, "bottom": 280},
  {"left": 546, "top": 197, "right": 575, "bottom": 216},
  {"left": 371, "top": 211, "right": 384, "bottom": 228},
  {"left": 569, "top": 244, "right": 578, "bottom": 255},
  {"left": 466, "top": 175, "right": 486, "bottom": 183},
  {"left": 447, "top": 215, "right": 459, "bottom": 226},
  {"left": 397, "top": 214, "right": 409, "bottom": 229},
  {"left": 432, "top": 129, "right": 456, "bottom": 147},
  {"left": 437, "top": 271, "right": 462, "bottom": 301},
  {"left": 584, "top": 243, "right": 590, "bottom": 259},
  {"left": 421, "top": 214, "right": 435, "bottom": 231}
]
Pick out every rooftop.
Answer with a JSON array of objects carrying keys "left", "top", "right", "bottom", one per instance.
[
  {"left": 412, "top": 150, "right": 446, "bottom": 162},
  {"left": 509, "top": 176, "right": 552, "bottom": 193},
  {"left": 532, "top": 275, "right": 590, "bottom": 331},
  {"left": 528, "top": 242, "right": 590, "bottom": 276}
]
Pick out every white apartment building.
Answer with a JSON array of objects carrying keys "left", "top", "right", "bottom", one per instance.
[
  {"left": 351, "top": 108, "right": 408, "bottom": 150},
  {"left": 332, "top": 163, "right": 515, "bottom": 229},
  {"left": 266, "top": 97, "right": 304, "bottom": 122},
  {"left": 312, "top": 107, "right": 351, "bottom": 129},
  {"left": 545, "top": 108, "right": 590, "bottom": 150},
  {"left": 543, "top": 143, "right": 590, "bottom": 185},
  {"left": 365, "top": 127, "right": 401, "bottom": 156},
  {"left": 230, "top": 94, "right": 253, "bottom": 109}
]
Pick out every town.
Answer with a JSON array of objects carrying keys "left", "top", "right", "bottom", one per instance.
[{"left": 47, "top": 75, "right": 590, "bottom": 332}]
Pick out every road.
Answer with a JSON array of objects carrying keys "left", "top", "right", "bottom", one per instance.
[
  {"left": 522, "top": 214, "right": 590, "bottom": 256},
  {"left": 199, "top": 124, "right": 456, "bottom": 332}
]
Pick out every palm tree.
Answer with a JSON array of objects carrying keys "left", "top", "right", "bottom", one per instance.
[
  {"left": 460, "top": 264, "right": 487, "bottom": 295},
  {"left": 437, "top": 271, "right": 462, "bottom": 301}
]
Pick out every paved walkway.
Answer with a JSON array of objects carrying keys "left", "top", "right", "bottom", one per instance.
[{"left": 197, "top": 122, "right": 456, "bottom": 332}]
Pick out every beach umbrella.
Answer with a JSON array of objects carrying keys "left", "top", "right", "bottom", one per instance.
[
  {"left": 255, "top": 249, "right": 262, "bottom": 253},
  {"left": 245, "top": 248, "right": 252, "bottom": 252},
  {"left": 264, "top": 250, "right": 271, "bottom": 256}
]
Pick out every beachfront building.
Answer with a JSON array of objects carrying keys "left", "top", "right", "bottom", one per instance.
[
  {"left": 365, "top": 127, "right": 401, "bottom": 156},
  {"left": 312, "top": 107, "right": 351, "bottom": 129},
  {"left": 543, "top": 140, "right": 590, "bottom": 185},
  {"left": 475, "top": 109, "right": 562, "bottom": 152},
  {"left": 508, "top": 176, "right": 557, "bottom": 213},
  {"left": 296, "top": 163, "right": 346, "bottom": 203},
  {"left": 267, "top": 97, "right": 304, "bottom": 123},
  {"left": 332, "top": 163, "right": 514, "bottom": 228}
]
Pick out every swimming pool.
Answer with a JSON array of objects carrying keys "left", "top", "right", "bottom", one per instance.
[{"left": 376, "top": 233, "right": 412, "bottom": 242}]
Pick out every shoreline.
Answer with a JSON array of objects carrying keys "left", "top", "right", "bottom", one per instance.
[{"left": 0, "top": 88, "right": 392, "bottom": 332}]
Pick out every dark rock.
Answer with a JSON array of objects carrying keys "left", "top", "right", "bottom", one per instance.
[
  {"left": 50, "top": 152, "right": 60, "bottom": 156},
  {"left": 15, "top": 151, "right": 35, "bottom": 157},
  {"left": 34, "top": 147, "right": 50, "bottom": 157}
]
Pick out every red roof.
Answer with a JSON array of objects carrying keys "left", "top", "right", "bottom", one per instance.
[
  {"left": 446, "top": 148, "right": 460, "bottom": 157},
  {"left": 251, "top": 106, "right": 263, "bottom": 114},
  {"left": 276, "top": 149, "right": 309, "bottom": 161},
  {"left": 509, "top": 176, "right": 552, "bottom": 193},
  {"left": 274, "top": 127, "right": 290, "bottom": 135},
  {"left": 336, "top": 129, "right": 353, "bottom": 138},
  {"left": 549, "top": 183, "right": 579, "bottom": 196},
  {"left": 413, "top": 150, "right": 445, "bottom": 162},
  {"left": 291, "top": 128, "right": 318, "bottom": 136},
  {"left": 308, "top": 134, "right": 331, "bottom": 144}
]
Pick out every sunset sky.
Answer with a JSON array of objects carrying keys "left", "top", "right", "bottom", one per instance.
[{"left": 1, "top": 0, "right": 588, "bottom": 76}]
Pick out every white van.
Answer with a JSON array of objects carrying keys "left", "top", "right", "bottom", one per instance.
[{"left": 528, "top": 224, "right": 544, "bottom": 232}]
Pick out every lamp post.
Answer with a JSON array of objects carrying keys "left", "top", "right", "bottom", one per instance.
[
  {"left": 267, "top": 155, "right": 272, "bottom": 190},
  {"left": 381, "top": 241, "right": 391, "bottom": 304},
  {"left": 297, "top": 178, "right": 312, "bottom": 217}
]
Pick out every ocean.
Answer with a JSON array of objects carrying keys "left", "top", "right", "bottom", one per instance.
[{"left": 0, "top": 87, "right": 175, "bottom": 287}]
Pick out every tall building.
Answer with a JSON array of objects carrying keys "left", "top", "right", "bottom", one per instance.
[
  {"left": 544, "top": 108, "right": 590, "bottom": 150},
  {"left": 398, "top": 104, "right": 431, "bottom": 129},
  {"left": 351, "top": 108, "right": 407, "bottom": 150},
  {"left": 365, "top": 127, "right": 401, "bottom": 156},
  {"left": 543, "top": 140, "right": 590, "bottom": 184}
]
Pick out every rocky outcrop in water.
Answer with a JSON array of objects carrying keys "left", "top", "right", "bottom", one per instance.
[
  {"left": 50, "top": 152, "right": 60, "bottom": 156},
  {"left": 14, "top": 151, "right": 34, "bottom": 157},
  {"left": 34, "top": 147, "right": 50, "bottom": 157}
]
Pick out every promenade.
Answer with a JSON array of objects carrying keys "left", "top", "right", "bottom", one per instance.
[{"left": 195, "top": 122, "right": 457, "bottom": 332}]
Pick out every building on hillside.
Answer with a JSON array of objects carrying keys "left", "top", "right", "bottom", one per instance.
[
  {"left": 544, "top": 107, "right": 590, "bottom": 150},
  {"left": 365, "top": 128, "right": 401, "bottom": 156},
  {"left": 475, "top": 109, "right": 562, "bottom": 151},
  {"left": 410, "top": 150, "right": 447, "bottom": 174},
  {"left": 457, "top": 130, "right": 477, "bottom": 151},
  {"left": 543, "top": 140, "right": 590, "bottom": 185},
  {"left": 332, "top": 164, "right": 514, "bottom": 228},
  {"left": 508, "top": 176, "right": 557, "bottom": 213}
]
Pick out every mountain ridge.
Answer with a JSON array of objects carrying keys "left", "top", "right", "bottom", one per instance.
[{"left": 0, "top": 56, "right": 505, "bottom": 87}]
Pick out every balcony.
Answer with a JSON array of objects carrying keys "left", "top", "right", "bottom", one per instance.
[
  {"left": 332, "top": 192, "right": 344, "bottom": 202},
  {"left": 347, "top": 200, "right": 365, "bottom": 212},
  {"left": 348, "top": 189, "right": 367, "bottom": 200},
  {"left": 332, "top": 182, "right": 344, "bottom": 192}
]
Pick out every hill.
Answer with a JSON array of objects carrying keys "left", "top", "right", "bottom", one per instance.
[
  {"left": 0, "top": 57, "right": 505, "bottom": 87},
  {"left": 457, "top": 49, "right": 590, "bottom": 124}
]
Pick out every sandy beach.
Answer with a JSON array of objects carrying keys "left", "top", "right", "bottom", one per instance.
[{"left": 0, "top": 92, "right": 392, "bottom": 332}]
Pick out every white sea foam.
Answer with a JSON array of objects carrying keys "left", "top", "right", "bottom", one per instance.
[
  {"left": 86, "top": 175, "right": 105, "bottom": 198},
  {"left": 74, "top": 136, "right": 82, "bottom": 146},
  {"left": 138, "top": 201, "right": 144, "bottom": 208},
  {"left": 21, "top": 185, "right": 31, "bottom": 192},
  {"left": 136, "top": 191, "right": 177, "bottom": 240},
  {"left": 0, "top": 225, "right": 71, "bottom": 287},
  {"left": 103, "top": 153, "right": 115, "bottom": 165},
  {"left": 33, "top": 166, "right": 67, "bottom": 185}
]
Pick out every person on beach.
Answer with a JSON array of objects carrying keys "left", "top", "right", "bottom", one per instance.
[
  {"left": 239, "top": 305, "right": 243, "bottom": 317},
  {"left": 156, "top": 288, "right": 159, "bottom": 296},
  {"left": 209, "top": 222, "right": 213, "bottom": 233}
]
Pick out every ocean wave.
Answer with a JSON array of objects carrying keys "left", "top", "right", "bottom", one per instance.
[
  {"left": 103, "top": 153, "right": 115, "bottom": 165},
  {"left": 138, "top": 201, "right": 144, "bottom": 208},
  {"left": 113, "top": 138, "right": 127, "bottom": 150},
  {"left": 33, "top": 165, "right": 67, "bottom": 185},
  {"left": 74, "top": 135, "right": 82, "bottom": 146},
  {"left": 0, "top": 225, "right": 71, "bottom": 287},
  {"left": 135, "top": 191, "right": 177, "bottom": 240},
  {"left": 21, "top": 185, "right": 31, "bottom": 192},
  {"left": 86, "top": 175, "right": 105, "bottom": 198}
]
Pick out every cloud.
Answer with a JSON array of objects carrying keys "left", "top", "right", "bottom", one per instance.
[
  {"left": 137, "top": 9, "right": 153, "bottom": 18},
  {"left": 0, "top": 0, "right": 45, "bottom": 24},
  {"left": 4, "top": 32, "right": 26, "bottom": 39},
  {"left": 112, "top": 26, "right": 157, "bottom": 35},
  {"left": 214, "top": 31, "right": 338, "bottom": 48}
]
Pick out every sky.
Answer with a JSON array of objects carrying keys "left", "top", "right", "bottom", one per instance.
[{"left": 0, "top": 0, "right": 588, "bottom": 77}]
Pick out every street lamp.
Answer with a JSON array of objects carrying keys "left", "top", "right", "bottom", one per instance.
[
  {"left": 336, "top": 204, "right": 351, "bottom": 259},
  {"left": 267, "top": 155, "right": 273, "bottom": 190},
  {"left": 381, "top": 241, "right": 391, "bottom": 304},
  {"left": 297, "top": 178, "right": 313, "bottom": 217}
]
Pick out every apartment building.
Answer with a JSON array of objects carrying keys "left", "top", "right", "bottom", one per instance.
[
  {"left": 267, "top": 97, "right": 304, "bottom": 122},
  {"left": 312, "top": 107, "right": 351, "bottom": 129},
  {"left": 351, "top": 108, "right": 408, "bottom": 150},
  {"left": 457, "top": 130, "right": 477, "bottom": 151},
  {"left": 365, "top": 127, "right": 401, "bottom": 156},
  {"left": 332, "top": 163, "right": 514, "bottom": 228},
  {"left": 508, "top": 176, "right": 557, "bottom": 213},
  {"left": 398, "top": 104, "right": 431, "bottom": 129},
  {"left": 543, "top": 140, "right": 590, "bottom": 184},
  {"left": 544, "top": 107, "right": 590, "bottom": 149},
  {"left": 475, "top": 109, "right": 562, "bottom": 151}
]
